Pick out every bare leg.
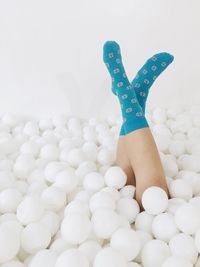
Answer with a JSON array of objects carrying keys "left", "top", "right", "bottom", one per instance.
[
  {"left": 116, "top": 137, "right": 136, "bottom": 186},
  {"left": 124, "top": 127, "right": 170, "bottom": 210}
]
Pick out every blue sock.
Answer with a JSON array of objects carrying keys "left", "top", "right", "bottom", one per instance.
[
  {"left": 103, "top": 41, "right": 149, "bottom": 135},
  {"left": 131, "top": 52, "right": 174, "bottom": 113},
  {"left": 105, "top": 42, "right": 174, "bottom": 136}
]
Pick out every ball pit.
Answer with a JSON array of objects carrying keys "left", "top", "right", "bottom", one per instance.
[{"left": 0, "top": 106, "right": 200, "bottom": 266}]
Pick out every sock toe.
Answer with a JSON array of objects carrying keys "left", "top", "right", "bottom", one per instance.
[
  {"left": 103, "top": 41, "right": 121, "bottom": 62},
  {"left": 152, "top": 52, "right": 174, "bottom": 65},
  {"left": 103, "top": 41, "right": 120, "bottom": 53}
]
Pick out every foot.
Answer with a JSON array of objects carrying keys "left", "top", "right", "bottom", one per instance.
[{"left": 103, "top": 41, "right": 149, "bottom": 135}]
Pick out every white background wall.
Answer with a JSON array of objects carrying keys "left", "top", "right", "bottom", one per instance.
[{"left": 0, "top": 0, "right": 200, "bottom": 119}]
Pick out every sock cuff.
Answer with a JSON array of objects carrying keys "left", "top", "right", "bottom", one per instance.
[{"left": 123, "top": 116, "right": 149, "bottom": 135}]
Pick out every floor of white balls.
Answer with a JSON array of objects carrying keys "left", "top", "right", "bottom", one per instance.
[{"left": 0, "top": 106, "right": 200, "bottom": 267}]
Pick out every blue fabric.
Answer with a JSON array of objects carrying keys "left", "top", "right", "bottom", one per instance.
[
  {"left": 103, "top": 40, "right": 174, "bottom": 136},
  {"left": 103, "top": 41, "right": 149, "bottom": 135}
]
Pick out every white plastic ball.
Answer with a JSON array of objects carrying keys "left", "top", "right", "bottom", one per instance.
[
  {"left": 23, "top": 121, "right": 39, "bottom": 136},
  {"left": 61, "top": 213, "right": 91, "bottom": 244},
  {"left": 28, "top": 249, "right": 57, "bottom": 267},
  {"left": 0, "top": 136, "right": 18, "bottom": 155},
  {"left": 76, "top": 161, "right": 97, "bottom": 177},
  {"left": 134, "top": 230, "right": 153, "bottom": 263},
  {"left": 54, "top": 169, "right": 79, "bottom": 193},
  {"left": 83, "top": 172, "right": 105, "bottom": 192},
  {"left": 21, "top": 222, "right": 51, "bottom": 254},
  {"left": 50, "top": 237, "right": 75, "bottom": 254},
  {"left": 20, "top": 141, "right": 40, "bottom": 157},
  {"left": 196, "top": 256, "right": 200, "bottom": 267},
  {"left": 169, "top": 179, "right": 193, "bottom": 200},
  {"left": 98, "top": 165, "right": 110, "bottom": 175},
  {"left": 83, "top": 126, "right": 97, "bottom": 142},
  {"left": 67, "top": 148, "right": 85, "bottom": 167},
  {"left": 167, "top": 107, "right": 183, "bottom": 119},
  {"left": 79, "top": 240, "right": 102, "bottom": 264},
  {"left": 175, "top": 203, "right": 200, "bottom": 234},
  {"left": 30, "top": 135, "right": 46, "bottom": 147},
  {"left": 104, "top": 166, "right": 127, "bottom": 189},
  {"left": 0, "top": 159, "right": 13, "bottom": 171},
  {"left": 169, "top": 140, "right": 185, "bottom": 157},
  {"left": 44, "top": 161, "right": 66, "bottom": 183},
  {"left": 71, "top": 137, "right": 84, "bottom": 148},
  {"left": 142, "top": 186, "right": 169, "bottom": 215},
  {"left": 194, "top": 229, "right": 200, "bottom": 252},
  {"left": 14, "top": 154, "right": 35, "bottom": 179},
  {"left": 40, "top": 144, "right": 59, "bottom": 160},
  {"left": 141, "top": 239, "right": 170, "bottom": 267},
  {"left": 91, "top": 208, "right": 120, "bottom": 239},
  {"left": 117, "top": 198, "right": 140, "bottom": 223},
  {"left": 89, "top": 191, "right": 116, "bottom": 213},
  {"left": 134, "top": 211, "right": 154, "bottom": 234},
  {"left": 106, "top": 114, "right": 119, "bottom": 126},
  {"left": 55, "top": 248, "right": 89, "bottom": 267},
  {"left": 162, "top": 256, "right": 193, "bottom": 267},
  {"left": 52, "top": 114, "right": 67, "bottom": 127},
  {"left": 59, "top": 147, "right": 72, "bottom": 162},
  {"left": 38, "top": 118, "right": 53, "bottom": 131},
  {"left": 0, "top": 221, "right": 21, "bottom": 263},
  {"left": 166, "top": 198, "right": 187, "bottom": 215},
  {"left": 0, "top": 213, "right": 17, "bottom": 223},
  {"left": 0, "top": 188, "right": 22, "bottom": 213},
  {"left": 120, "top": 185, "right": 136, "bottom": 198},
  {"left": 74, "top": 190, "right": 92, "bottom": 203},
  {"left": 127, "top": 262, "right": 141, "bottom": 267},
  {"left": 188, "top": 128, "right": 200, "bottom": 139},
  {"left": 2, "top": 113, "right": 18, "bottom": 127},
  {"left": 71, "top": 137, "right": 84, "bottom": 147},
  {"left": 0, "top": 171, "right": 15, "bottom": 191},
  {"left": 190, "top": 197, "right": 200, "bottom": 210},
  {"left": 177, "top": 154, "right": 200, "bottom": 172},
  {"left": 162, "top": 158, "right": 178, "bottom": 178},
  {"left": 110, "top": 227, "right": 141, "bottom": 261},
  {"left": 28, "top": 169, "right": 45, "bottom": 184},
  {"left": 152, "top": 108, "right": 167, "bottom": 124},
  {"left": 100, "top": 186, "right": 121, "bottom": 201},
  {"left": 173, "top": 132, "right": 186, "bottom": 140},
  {"left": 117, "top": 214, "right": 131, "bottom": 229},
  {"left": 96, "top": 123, "right": 109, "bottom": 133},
  {"left": 67, "top": 117, "right": 82, "bottom": 130},
  {"left": 27, "top": 181, "right": 47, "bottom": 196},
  {"left": 97, "top": 148, "right": 115, "bottom": 165},
  {"left": 17, "top": 196, "right": 44, "bottom": 225},
  {"left": 93, "top": 247, "right": 127, "bottom": 267},
  {"left": 102, "top": 135, "right": 116, "bottom": 150},
  {"left": 39, "top": 211, "right": 60, "bottom": 237},
  {"left": 54, "top": 126, "right": 69, "bottom": 138},
  {"left": 41, "top": 186, "right": 67, "bottom": 212},
  {"left": 154, "top": 134, "right": 170, "bottom": 152},
  {"left": 64, "top": 200, "right": 90, "bottom": 217},
  {"left": 89, "top": 117, "right": 101, "bottom": 126},
  {"left": 35, "top": 158, "right": 50, "bottom": 169},
  {"left": 152, "top": 212, "right": 179, "bottom": 242},
  {"left": 182, "top": 173, "right": 200, "bottom": 196},
  {"left": 42, "top": 129, "right": 58, "bottom": 144},
  {"left": 1, "top": 261, "right": 25, "bottom": 267},
  {"left": 169, "top": 233, "right": 198, "bottom": 264},
  {"left": 59, "top": 137, "right": 74, "bottom": 149}
]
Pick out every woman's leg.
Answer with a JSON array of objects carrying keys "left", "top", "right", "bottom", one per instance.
[
  {"left": 103, "top": 40, "right": 173, "bottom": 210},
  {"left": 124, "top": 127, "right": 169, "bottom": 210},
  {"left": 116, "top": 136, "right": 136, "bottom": 186}
]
